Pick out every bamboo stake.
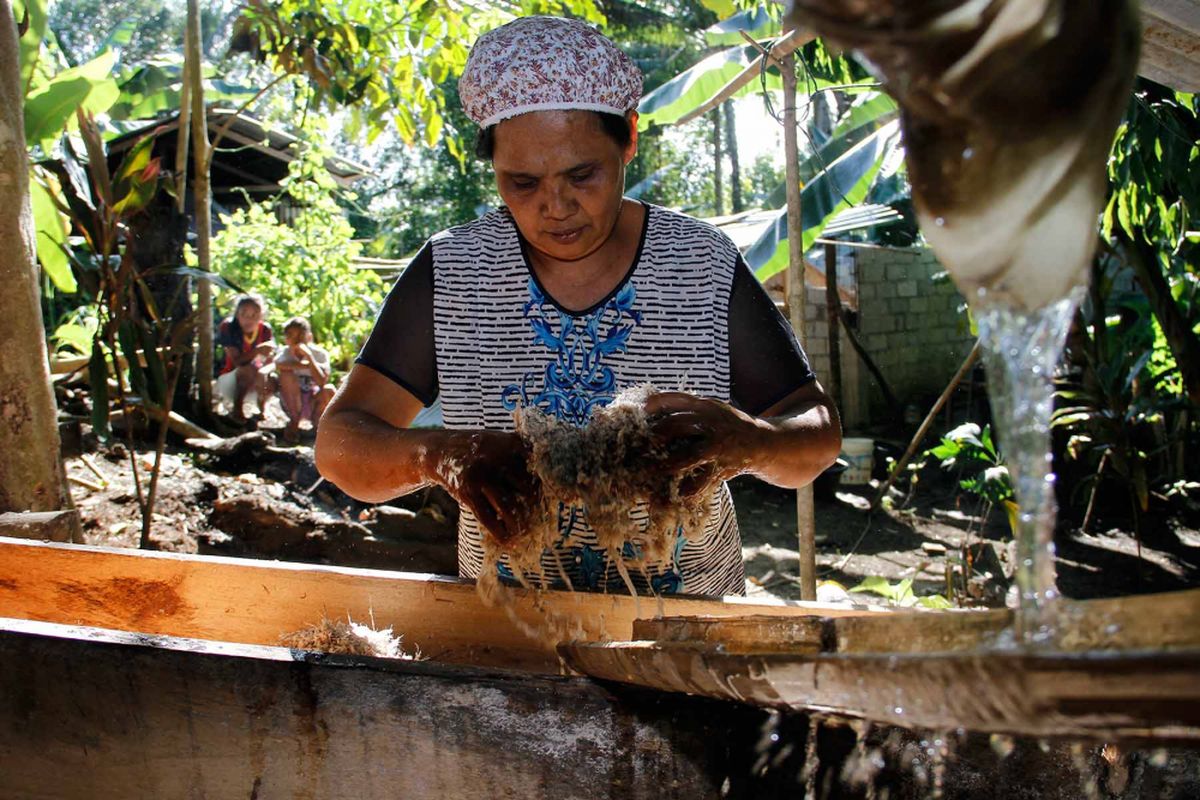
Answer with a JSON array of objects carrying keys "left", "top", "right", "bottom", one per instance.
[{"left": 782, "top": 48, "right": 817, "bottom": 602}]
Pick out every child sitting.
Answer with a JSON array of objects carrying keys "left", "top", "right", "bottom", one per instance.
[{"left": 274, "top": 316, "right": 334, "bottom": 444}]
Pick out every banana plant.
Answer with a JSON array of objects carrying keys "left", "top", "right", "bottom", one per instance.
[
  {"left": 746, "top": 116, "right": 903, "bottom": 279},
  {"left": 17, "top": 0, "right": 122, "bottom": 292},
  {"left": 635, "top": 6, "right": 906, "bottom": 276}
]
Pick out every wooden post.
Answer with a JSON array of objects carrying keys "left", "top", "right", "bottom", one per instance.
[
  {"left": 781, "top": 48, "right": 817, "bottom": 602},
  {"left": 823, "top": 241, "right": 843, "bottom": 411},
  {"left": 187, "top": 0, "right": 214, "bottom": 414},
  {"left": 0, "top": 3, "right": 80, "bottom": 541}
]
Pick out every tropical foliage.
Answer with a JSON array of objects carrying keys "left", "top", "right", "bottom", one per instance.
[{"left": 231, "top": 0, "right": 601, "bottom": 150}]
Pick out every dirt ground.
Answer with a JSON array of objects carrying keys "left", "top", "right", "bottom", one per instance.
[{"left": 62, "top": 407, "right": 1200, "bottom": 606}]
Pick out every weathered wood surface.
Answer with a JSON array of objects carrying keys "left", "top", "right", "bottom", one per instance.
[
  {"left": 563, "top": 590, "right": 1200, "bottom": 739},
  {"left": 1141, "top": 0, "right": 1200, "bottom": 92},
  {"left": 0, "top": 618, "right": 777, "bottom": 800},
  {"left": 0, "top": 537, "right": 880, "bottom": 675},
  {"left": 562, "top": 640, "right": 1200, "bottom": 740},
  {"left": 0, "top": 510, "right": 79, "bottom": 543}
]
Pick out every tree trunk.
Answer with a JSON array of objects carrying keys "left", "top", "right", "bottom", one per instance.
[
  {"left": 782, "top": 51, "right": 817, "bottom": 603},
  {"left": 187, "top": 0, "right": 214, "bottom": 414},
  {"left": 724, "top": 100, "right": 742, "bottom": 213},
  {"left": 710, "top": 107, "right": 723, "bottom": 216},
  {"left": 0, "top": 1, "right": 79, "bottom": 540}
]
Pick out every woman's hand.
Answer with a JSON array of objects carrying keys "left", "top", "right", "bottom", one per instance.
[
  {"left": 434, "top": 431, "right": 546, "bottom": 548},
  {"left": 644, "top": 392, "right": 765, "bottom": 498}
]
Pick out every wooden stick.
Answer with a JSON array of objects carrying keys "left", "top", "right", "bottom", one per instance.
[
  {"left": 824, "top": 241, "right": 843, "bottom": 411},
  {"left": 872, "top": 341, "right": 982, "bottom": 508},
  {"left": 78, "top": 454, "right": 108, "bottom": 486},
  {"left": 66, "top": 475, "right": 105, "bottom": 493}
]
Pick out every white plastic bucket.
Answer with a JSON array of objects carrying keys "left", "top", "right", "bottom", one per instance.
[{"left": 841, "top": 438, "right": 874, "bottom": 485}]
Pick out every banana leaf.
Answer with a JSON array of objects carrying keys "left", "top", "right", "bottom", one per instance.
[
  {"left": 747, "top": 119, "right": 903, "bottom": 280},
  {"left": 29, "top": 171, "right": 76, "bottom": 292},
  {"left": 703, "top": 6, "right": 777, "bottom": 46},
  {"left": 637, "top": 45, "right": 786, "bottom": 129},
  {"left": 24, "top": 49, "right": 119, "bottom": 152}
]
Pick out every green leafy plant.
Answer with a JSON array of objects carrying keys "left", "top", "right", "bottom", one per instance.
[
  {"left": 848, "top": 576, "right": 952, "bottom": 609},
  {"left": 1053, "top": 269, "right": 1191, "bottom": 535},
  {"left": 209, "top": 142, "right": 384, "bottom": 368},
  {"left": 925, "top": 423, "right": 1014, "bottom": 506},
  {"left": 919, "top": 422, "right": 1018, "bottom": 537}
]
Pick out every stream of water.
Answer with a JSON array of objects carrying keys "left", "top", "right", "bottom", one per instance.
[{"left": 973, "top": 287, "right": 1086, "bottom": 644}]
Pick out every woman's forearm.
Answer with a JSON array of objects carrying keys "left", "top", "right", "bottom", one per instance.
[
  {"left": 744, "top": 399, "right": 842, "bottom": 489},
  {"left": 314, "top": 409, "right": 472, "bottom": 503}
]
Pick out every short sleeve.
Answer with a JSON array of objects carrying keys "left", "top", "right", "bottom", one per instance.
[
  {"left": 355, "top": 243, "right": 438, "bottom": 406},
  {"left": 728, "top": 256, "right": 815, "bottom": 416}
]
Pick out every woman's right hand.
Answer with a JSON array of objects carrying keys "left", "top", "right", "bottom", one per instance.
[{"left": 433, "top": 431, "right": 545, "bottom": 548}]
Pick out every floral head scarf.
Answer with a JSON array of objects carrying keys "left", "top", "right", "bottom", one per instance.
[{"left": 459, "top": 16, "right": 643, "bottom": 128}]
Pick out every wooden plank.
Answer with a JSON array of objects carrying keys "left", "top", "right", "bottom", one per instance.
[
  {"left": 561, "top": 641, "right": 1200, "bottom": 740},
  {"left": 562, "top": 590, "right": 1200, "bottom": 737},
  {"left": 828, "top": 609, "right": 1012, "bottom": 653},
  {"left": 632, "top": 614, "right": 826, "bottom": 653},
  {"left": 0, "top": 537, "right": 879, "bottom": 675},
  {"left": 634, "top": 590, "right": 1200, "bottom": 657},
  {"left": 0, "top": 618, "right": 771, "bottom": 799},
  {"left": 0, "top": 510, "right": 78, "bottom": 543}
]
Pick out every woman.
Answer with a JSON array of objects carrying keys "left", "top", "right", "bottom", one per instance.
[
  {"left": 215, "top": 293, "right": 275, "bottom": 423},
  {"left": 316, "top": 16, "right": 841, "bottom": 597}
]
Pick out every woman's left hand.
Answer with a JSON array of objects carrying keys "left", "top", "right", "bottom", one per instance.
[{"left": 644, "top": 392, "right": 764, "bottom": 498}]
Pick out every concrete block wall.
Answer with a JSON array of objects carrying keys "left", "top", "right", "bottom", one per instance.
[
  {"left": 792, "top": 246, "right": 975, "bottom": 430},
  {"left": 854, "top": 246, "right": 974, "bottom": 426}
]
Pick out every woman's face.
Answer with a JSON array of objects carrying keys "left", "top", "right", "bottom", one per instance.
[
  {"left": 491, "top": 110, "right": 637, "bottom": 263},
  {"left": 235, "top": 302, "right": 262, "bottom": 334}
]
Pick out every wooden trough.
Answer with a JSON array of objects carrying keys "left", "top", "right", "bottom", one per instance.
[{"left": 1, "top": 535, "right": 1198, "bottom": 798}]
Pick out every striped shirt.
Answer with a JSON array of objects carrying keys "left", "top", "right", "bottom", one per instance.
[{"left": 358, "top": 202, "right": 814, "bottom": 597}]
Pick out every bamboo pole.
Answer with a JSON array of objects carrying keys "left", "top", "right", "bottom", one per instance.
[{"left": 781, "top": 48, "right": 817, "bottom": 602}]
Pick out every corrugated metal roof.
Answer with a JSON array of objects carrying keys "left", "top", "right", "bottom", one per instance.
[{"left": 1142, "top": 0, "right": 1200, "bottom": 91}]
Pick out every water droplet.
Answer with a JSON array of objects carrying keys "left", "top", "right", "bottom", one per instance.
[
  {"left": 770, "top": 732, "right": 779, "bottom": 742},
  {"left": 990, "top": 733, "right": 1016, "bottom": 758},
  {"left": 963, "top": 147, "right": 975, "bottom": 160},
  {"left": 934, "top": 216, "right": 946, "bottom": 227},
  {"left": 893, "top": 706, "right": 904, "bottom": 715}
]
